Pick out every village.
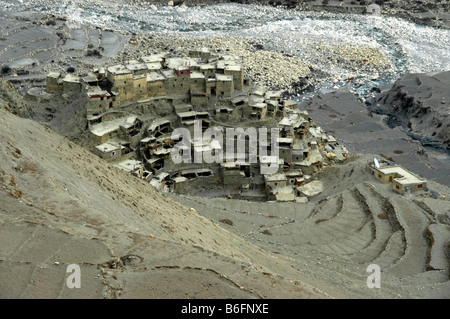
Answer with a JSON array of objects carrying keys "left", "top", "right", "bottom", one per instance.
[{"left": 44, "top": 47, "right": 425, "bottom": 201}]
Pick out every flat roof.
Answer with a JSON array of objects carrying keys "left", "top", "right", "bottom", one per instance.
[
  {"left": 249, "top": 95, "right": 265, "bottom": 104},
  {"left": 376, "top": 166, "right": 425, "bottom": 185},
  {"left": 120, "top": 116, "right": 140, "bottom": 129},
  {"left": 140, "top": 136, "right": 155, "bottom": 143},
  {"left": 178, "top": 111, "right": 210, "bottom": 119},
  {"left": 265, "top": 90, "right": 283, "bottom": 99},
  {"left": 147, "top": 73, "right": 165, "bottom": 82},
  {"left": 178, "top": 110, "right": 197, "bottom": 117},
  {"left": 251, "top": 102, "right": 267, "bottom": 109},
  {"left": 63, "top": 74, "right": 81, "bottom": 83},
  {"left": 95, "top": 143, "right": 123, "bottom": 153},
  {"left": 148, "top": 118, "right": 171, "bottom": 131},
  {"left": 215, "top": 106, "right": 234, "bottom": 112},
  {"left": 224, "top": 64, "right": 242, "bottom": 72},
  {"left": 90, "top": 115, "right": 137, "bottom": 137},
  {"left": 278, "top": 117, "right": 297, "bottom": 127},
  {"left": 153, "top": 148, "right": 171, "bottom": 155},
  {"left": 141, "top": 54, "right": 166, "bottom": 63},
  {"left": 260, "top": 155, "right": 282, "bottom": 164},
  {"left": 297, "top": 150, "right": 322, "bottom": 166},
  {"left": 251, "top": 86, "right": 265, "bottom": 96},
  {"left": 115, "top": 159, "right": 143, "bottom": 172},
  {"left": 82, "top": 74, "right": 98, "bottom": 83},
  {"left": 107, "top": 64, "right": 131, "bottom": 75},
  {"left": 173, "top": 176, "right": 188, "bottom": 183},
  {"left": 47, "top": 72, "right": 61, "bottom": 78},
  {"left": 220, "top": 54, "right": 241, "bottom": 61},
  {"left": 200, "top": 63, "right": 216, "bottom": 70},
  {"left": 87, "top": 86, "right": 110, "bottom": 97},
  {"left": 285, "top": 170, "right": 303, "bottom": 177},
  {"left": 161, "top": 69, "right": 177, "bottom": 79},
  {"left": 265, "top": 173, "right": 287, "bottom": 182},
  {"left": 166, "top": 57, "right": 199, "bottom": 69},
  {"left": 146, "top": 62, "right": 163, "bottom": 71},
  {"left": 215, "top": 74, "right": 233, "bottom": 82},
  {"left": 190, "top": 72, "right": 205, "bottom": 79},
  {"left": 277, "top": 137, "right": 294, "bottom": 144}
]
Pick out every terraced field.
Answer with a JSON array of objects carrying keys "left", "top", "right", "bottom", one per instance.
[{"left": 171, "top": 156, "right": 450, "bottom": 298}]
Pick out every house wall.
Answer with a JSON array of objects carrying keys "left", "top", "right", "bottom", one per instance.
[
  {"left": 93, "top": 148, "right": 122, "bottom": 161},
  {"left": 87, "top": 97, "right": 112, "bottom": 117},
  {"left": 216, "top": 80, "right": 234, "bottom": 97},
  {"left": 392, "top": 181, "right": 405, "bottom": 194},
  {"left": 111, "top": 73, "right": 133, "bottom": 104},
  {"left": 132, "top": 76, "right": 148, "bottom": 100},
  {"left": 279, "top": 148, "right": 292, "bottom": 163},
  {"left": 46, "top": 75, "right": 63, "bottom": 93},
  {"left": 90, "top": 132, "right": 108, "bottom": 144},
  {"left": 201, "top": 67, "right": 216, "bottom": 79},
  {"left": 205, "top": 80, "right": 216, "bottom": 96},
  {"left": 374, "top": 170, "right": 396, "bottom": 184},
  {"left": 190, "top": 78, "right": 205, "bottom": 92},
  {"left": 63, "top": 81, "right": 82, "bottom": 95},
  {"left": 147, "top": 80, "right": 167, "bottom": 98},
  {"left": 392, "top": 180, "right": 426, "bottom": 194},
  {"left": 224, "top": 69, "right": 243, "bottom": 91},
  {"left": 164, "top": 75, "right": 191, "bottom": 97}
]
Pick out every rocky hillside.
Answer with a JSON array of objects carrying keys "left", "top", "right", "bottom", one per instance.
[
  {"left": 0, "top": 78, "right": 32, "bottom": 118},
  {"left": 373, "top": 71, "right": 450, "bottom": 150},
  {"left": 0, "top": 80, "right": 449, "bottom": 298}
]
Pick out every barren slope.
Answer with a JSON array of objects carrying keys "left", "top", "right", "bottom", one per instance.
[{"left": 0, "top": 107, "right": 342, "bottom": 298}]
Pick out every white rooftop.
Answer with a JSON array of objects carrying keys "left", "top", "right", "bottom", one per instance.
[
  {"left": 107, "top": 64, "right": 130, "bottom": 75},
  {"left": 90, "top": 115, "right": 137, "bottom": 137},
  {"left": 147, "top": 73, "right": 166, "bottom": 82},
  {"left": 376, "top": 166, "right": 425, "bottom": 185},
  {"left": 215, "top": 74, "right": 233, "bottom": 82},
  {"left": 115, "top": 159, "right": 143, "bottom": 172},
  {"left": 95, "top": 143, "right": 123, "bottom": 153},
  {"left": 265, "top": 173, "right": 287, "bottom": 182}
]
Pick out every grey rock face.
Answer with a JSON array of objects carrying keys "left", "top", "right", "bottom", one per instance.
[{"left": 374, "top": 71, "right": 450, "bottom": 150}]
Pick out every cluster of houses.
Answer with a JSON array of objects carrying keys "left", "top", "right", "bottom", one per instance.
[{"left": 46, "top": 48, "right": 351, "bottom": 201}]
